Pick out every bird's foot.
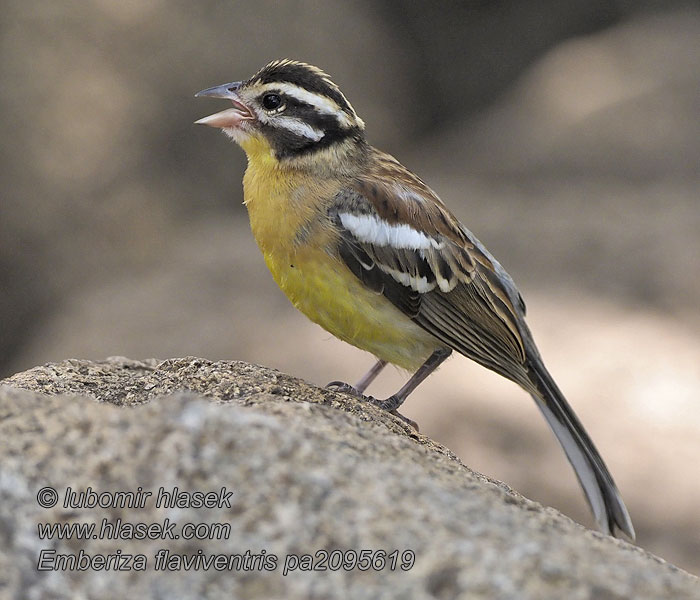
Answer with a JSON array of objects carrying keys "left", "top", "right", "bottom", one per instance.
[
  {"left": 325, "top": 382, "right": 418, "bottom": 430},
  {"left": 370, "top": 396, "right": 419, "bottom": 431},
  {"left": 325, "top": 381, "right": 360, "bottom": 395}
]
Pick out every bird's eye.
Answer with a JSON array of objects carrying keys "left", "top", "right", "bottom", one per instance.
[{"left": 261, "top": 93, "right": 283, "bottom": 111}]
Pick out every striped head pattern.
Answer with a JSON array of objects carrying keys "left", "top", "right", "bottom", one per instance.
[{"left": 196, "top": 60, "right": 366, "bottom": 160}]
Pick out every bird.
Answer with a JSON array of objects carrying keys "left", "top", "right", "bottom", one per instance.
[{"left": 195, "top": 59, "right": 634, "bottom": 540}]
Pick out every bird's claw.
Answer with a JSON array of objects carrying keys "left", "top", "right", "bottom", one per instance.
[
  {"left": 369, "top": 396, "right": 419, "bottom": 431},
  {"left": 325, "top": 381, "right": 360, "bottom": 395},
  {"left": 326, "top": 382, "right": 419, "bottom": 431},
  {"left": 392, "top": 412, "right": 419, "bottom": 431}
]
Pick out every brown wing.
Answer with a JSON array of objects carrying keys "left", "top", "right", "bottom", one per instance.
[
  {"left": 330, "top": 148, "right": 531, "bottom": 387},
  {"left": 331, "top": 152, "right": 642, "bottom": 539}
]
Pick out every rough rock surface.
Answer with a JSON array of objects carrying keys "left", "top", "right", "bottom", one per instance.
[{"left": 1, "top": 357, "right": 698, "bottom": 600}]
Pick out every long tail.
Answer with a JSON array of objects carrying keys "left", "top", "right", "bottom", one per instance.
[{"left": 527, "top": 357, "right": 635, "bottom": 540}]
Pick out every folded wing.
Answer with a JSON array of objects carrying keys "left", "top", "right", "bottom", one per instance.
[{"left": 329, "top": 152, "right": 531, "bottom": 388}]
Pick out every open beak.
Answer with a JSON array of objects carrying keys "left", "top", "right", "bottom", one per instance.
[{"left": 194, "top": 82, "right": 255, "bottom": 128}]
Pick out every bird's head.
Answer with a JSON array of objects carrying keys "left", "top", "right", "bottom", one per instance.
[{"left": 196, "top": 59, "right": 366, "bottom": 167}]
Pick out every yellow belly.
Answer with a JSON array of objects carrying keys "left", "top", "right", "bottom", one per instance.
[
  {"left": 240, "top": 144, "right": 439, "bottom": 371},
  {"left": 263, "top": 247, "right": 440, "bottom": 371}
]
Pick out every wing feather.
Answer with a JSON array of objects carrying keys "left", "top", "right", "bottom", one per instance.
[
  {"left": 329, "top": 152, "right": 529, "bottom": 385},
  {"left": 327, "top": 149, "right": 634, "bottom": 539}
]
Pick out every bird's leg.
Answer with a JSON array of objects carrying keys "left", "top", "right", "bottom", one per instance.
[
  {"left": 375, "top": 347, "right": 452, "bottom": 413},
  {"left": 326, "top": 358, "right": 387, "bottom": 395},
  {"left": 354, "top": 359, "right": 387, "bottom": 393},
  {"left": 328, "top": 348, "right": 451, "bottom": 430}
]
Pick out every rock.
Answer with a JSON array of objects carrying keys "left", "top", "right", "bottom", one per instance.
[{"left": 1, "top": 357, "right": 697, "bottom": 599}]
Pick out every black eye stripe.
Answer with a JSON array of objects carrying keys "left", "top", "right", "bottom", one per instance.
[
  {"left": 249, "top": 62, "right": 354, "bottom": 116},
  {"left": 283, "top": 97, "right": 313, "bottom": 110},
  {"left": 258, "top": 91, "right": 316, "bottom": 113},
  {"left": 245, "top": 62, "right": 365, "bottom": 160}
]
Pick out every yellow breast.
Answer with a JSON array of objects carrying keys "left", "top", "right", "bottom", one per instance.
[{"left": 240, "top": 136, "right": 440, "bottom": 371}]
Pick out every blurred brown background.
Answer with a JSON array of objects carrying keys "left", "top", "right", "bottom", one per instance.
[{"left": 2, "top": 0, "right": 699, "bottom": 575}]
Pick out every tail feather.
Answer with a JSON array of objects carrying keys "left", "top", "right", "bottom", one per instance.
[{"left": 527, "top": 358, "right": 635, "bottom": 540}]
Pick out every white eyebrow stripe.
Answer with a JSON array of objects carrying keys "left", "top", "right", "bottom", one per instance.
[
  {"left": 255, "top": 82, "right": 355, "bottom": 128},
  {"left": 339, "top": 213, "right": 444, "bottom": 250}
]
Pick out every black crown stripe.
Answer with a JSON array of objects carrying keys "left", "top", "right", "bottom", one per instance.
[{"left": 247, "top": 61, "right": 353, "bottom": 116}]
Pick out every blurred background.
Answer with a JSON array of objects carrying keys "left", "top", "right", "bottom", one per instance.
[{"left": 2, "top": 0, "right": 699, "bottom": 575}]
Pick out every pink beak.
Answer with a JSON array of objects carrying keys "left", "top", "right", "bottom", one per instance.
[{"left": 195, "top": 82, "right": 255, "bottom": 128}]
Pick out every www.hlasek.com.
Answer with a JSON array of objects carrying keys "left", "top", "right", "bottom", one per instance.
[{"left": 35, "top": 486, "right": 415, "bottom": 573}]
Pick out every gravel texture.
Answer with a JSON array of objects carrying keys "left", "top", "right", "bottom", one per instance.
[{"left": 1, "top": 357, "right": 698, "bottom": 599}]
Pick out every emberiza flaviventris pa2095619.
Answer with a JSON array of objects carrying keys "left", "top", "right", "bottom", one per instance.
[{"left": 195, "top": 59, "right": 634, "bottom": 540}]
